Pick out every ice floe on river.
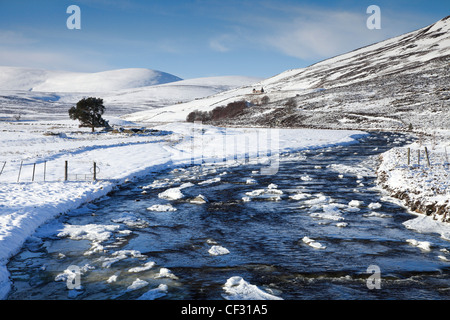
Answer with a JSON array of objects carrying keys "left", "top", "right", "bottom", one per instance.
[
  {"left": 158, "top": 187, "right": 185, "bottom": 200},
  {"left": 208, "top": 245, "right": 230, "bottom": 256},
  {"left": 155, "top": 267, "right": 178, "bottom": 280},
  {"left": 57, "top": 224, "right": 121, "bottom": 243},
  {"left": 127, "top": 278, "right": 149, "bottom": 291},
  {"left": 406, "top": 239, "right": 432, "bottom": 251},
  {"left": 136, "top": 284, "right": 168, "bottom": 300},
  {"left": 310, "top": 204, "right": 345, "bottom": 221},
  {"left": 302, "top": 236, "right": 327, "bottom": 250},
  {"left": 111, "top": 212, "right": 151, "bottom": 228},
  {"left": 146, "top": 204, "right": 177, "bottom": 212},
  {"left": 198, "top": 177, "right": 221, "bottom": 185},
  {"left": 189, "top": 194, "right": 208, "bottom": 204},
  {"left": 222, "top": 276, "right": 283, "bottom": 300},
  {"left": 243, "top": 184, "right": 284, "bottom": 201},
  {"left": 403, "top": 214, "right": 450, "bottom": 241},
  {"left": 99, "top": 250, "right": 147, "bottom": 269},
  {"left": 128, "top": 260, "right": 156, "bottom": 273}
]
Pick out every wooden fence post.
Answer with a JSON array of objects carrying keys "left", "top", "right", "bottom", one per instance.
[
  {"left": 17, "top": 161, "right": 23, "bottom": 183},
  {"left": 424, "top": 147, "right": 431, "bottom": 167},
  {"left": 65, "top": 161, "right": 68, "bottom": 181},
  {"left": 93, "top": 162, "right": 97, "bottom": 181},
  {"left": 0, "top": 161, "right": 6, "bottom": 176},
  {"left": 417, "top": 150, "right": 420, "bottom": 166},
  {"left": 407, "top": 148, "right": 410, "bottom": 166},
  {"left": 32, "top": 163, "right": 36, "bottom": 182},
  {"left": 445, "top": 147, "right": 449, "bottom": 166}
]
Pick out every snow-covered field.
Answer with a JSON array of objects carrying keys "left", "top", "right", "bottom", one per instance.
[{"left": 0, "top": 118, "right": 367, "bottom": 299}]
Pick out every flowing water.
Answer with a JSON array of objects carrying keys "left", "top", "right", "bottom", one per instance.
[{"left": 6, "top": 132, "right": 450, "bottom": 300}]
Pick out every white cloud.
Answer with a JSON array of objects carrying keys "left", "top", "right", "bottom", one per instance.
[
  {"left": 0, "top": 27, "right": 113, "bottom": 72},
  {"left": 209, "top": 35, "right": 233, "bottom": 52},
  {"left": 0, "top": 47, "right": 111, "bottom": 72},
  {"left": 210, "top": 4, "right": 434, "bottom": 61},
  {"left": 0, "top": 30, "right": 37, "bottom": 46},
  {"left": 208, "top": 26, "right": 250, "bottom": 53},
  {"left": 259, "top": 8, "right": 396, "bottom": 59}
]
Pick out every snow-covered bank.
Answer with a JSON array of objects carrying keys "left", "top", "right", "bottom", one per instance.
[
  {"left": 377, "top": 135, "right": 450, "bottom": 223},
  {"left": 0, "top": 121, "right": 367, "bottom": 299},
  {"left": 0, "top": 126, "right": 175, "bottom": 299}
]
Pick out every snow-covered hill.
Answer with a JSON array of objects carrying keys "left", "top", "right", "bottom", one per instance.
[
  {"left": 103, "top": 76, "right": 262, "bottom": 109},
  {"left": 124, "top": 16, "right": 450, "bottom": 131},
  {"left": 0, "top": 67, "right": 182, "bottom": 92},
  {"left": 0, "top": 67, "right": 261, "bottom": 120}
]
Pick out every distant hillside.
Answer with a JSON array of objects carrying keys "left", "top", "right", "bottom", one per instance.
[
  {"left": 108, "top": 76, "right": 262, "bottom": 114},
  {"left": 0, "top": 71, "right": 261, "bottom": 120},
  {"left": 124, "top": 16, "right": 450, "bottom": 131},
  {"left": 0, "top": 67, "right": 182, "bottom": 92}
]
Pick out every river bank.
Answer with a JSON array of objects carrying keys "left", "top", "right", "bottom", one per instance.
[{"left": 376, "top": 133, "right": 450, "bottom": 226}]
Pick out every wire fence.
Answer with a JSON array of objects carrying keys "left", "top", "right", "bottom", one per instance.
[
  {"left": 0, "top": 160, "right": 103, "bottom": 183},
  {"left": 390, "top": 146, "right": 449, "bottom": 169},
  {"left": 0, "top": 146, "right": 448, "bottom": 183}
]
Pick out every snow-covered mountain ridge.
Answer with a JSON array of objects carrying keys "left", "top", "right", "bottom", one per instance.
[
  {"left": 0, "top": 67, "right": 182, "bottom": 92},
  {"left": 125, "top": 16, "right": 450, "bottom": 131},
  {"left": 262, "top": 15, "right": 450, "bottom": 92}
]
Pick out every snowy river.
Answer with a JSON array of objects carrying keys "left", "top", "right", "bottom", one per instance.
[{"left": 6, "top": 132, "right": 450, "bottom": 300}]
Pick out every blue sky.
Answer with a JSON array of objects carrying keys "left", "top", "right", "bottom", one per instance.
[{"left": 0, "top": 0, "right": 448, "bottom": 79}]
